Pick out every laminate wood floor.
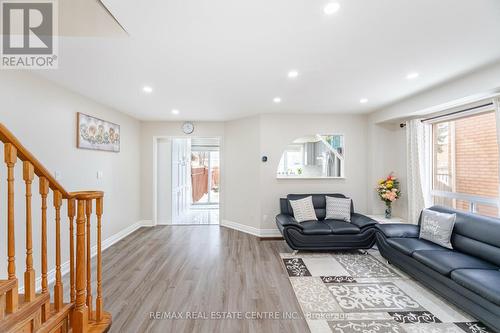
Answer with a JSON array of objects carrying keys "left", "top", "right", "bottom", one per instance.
[{"left": 68, "top": 226, "right": 310, "bottom": 333}]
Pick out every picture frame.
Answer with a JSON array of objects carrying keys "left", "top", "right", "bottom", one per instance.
[{"left": 77, "top": 112, "right": 120, "bottom": 152}]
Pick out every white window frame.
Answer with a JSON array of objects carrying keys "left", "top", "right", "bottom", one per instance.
[{"left": 427, "top": 105, "right": 500, "bottom": 215}]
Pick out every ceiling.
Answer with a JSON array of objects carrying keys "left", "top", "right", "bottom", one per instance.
[{"left": 37, "top": 0, "right": 500, "bottom": 121}]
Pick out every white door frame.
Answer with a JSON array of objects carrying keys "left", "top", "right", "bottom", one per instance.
[{"left": 152, "top": 135, "right": 223, "bottom": 226}]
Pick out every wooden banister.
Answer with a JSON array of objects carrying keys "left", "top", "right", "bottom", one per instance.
[
  {"left": 0, "top": 123, "right": 111, "bottom": 332},
  {"left": 0, "top": 124, "right": 70, "bottom": 198}
]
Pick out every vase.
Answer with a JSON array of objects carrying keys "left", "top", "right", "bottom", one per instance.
[{"left": 385, "top": 203, "right": 392, "bottom": 219}]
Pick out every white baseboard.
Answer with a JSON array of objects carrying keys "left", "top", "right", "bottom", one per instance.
[
  {"left": 156, "top": 219, "right": 172, "bottom": 225},
  {"left": 18, "top": 220, "right": 154, "bottom": 294},
  {"left": 221, "top": 220, "right": 282, "bottom": 238}
]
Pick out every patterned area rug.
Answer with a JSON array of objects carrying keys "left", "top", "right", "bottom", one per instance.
[{"left": 280, "top": 250, "right": 493, "bottom": 333}]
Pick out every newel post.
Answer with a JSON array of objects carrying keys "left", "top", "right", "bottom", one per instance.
[{"left": 73, "top": 199, "right": 88, "bottom": 333}]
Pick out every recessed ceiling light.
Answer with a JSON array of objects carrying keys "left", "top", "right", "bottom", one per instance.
[
  {"left": 324, "top": 2, "right": 340, "bottom": 15},
  {"left": 143, "top": 86, "right": 153, "bottom": 93},
  {"left": 406, "top": 72, "right": 419, "bottom": 80},
  {"left": 360, "top": 98, "right": 368, "bottom": 104},
  {"left": 273, "top": 97, "right": 282, "bottom": 103},
  {"left": 171, "top": 109, "right": 180, "bottom": 115},
  {"left": 288, "top": 70, "right": 299, "bottom": 79}
]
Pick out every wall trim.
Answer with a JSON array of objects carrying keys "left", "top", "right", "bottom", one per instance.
[
  {"left": 19, "top": 220, "right": 154, "bottom": 294},
  {"left": 221, "top": 219, "right": 282, "bottom": 238}
]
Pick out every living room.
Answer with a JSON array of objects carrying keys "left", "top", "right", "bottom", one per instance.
[{"left": 1, "top": 0, "right": 500, "bottom": 332}]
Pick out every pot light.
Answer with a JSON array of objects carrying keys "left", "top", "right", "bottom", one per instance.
[
  {"left": 143, "top": 86, "right": 153, "bottom": 93},
  {"left": 324, "top": 2, "right": 340, "bottom": 15},
  {"left": 406, "top": 72, "right": 419, "bottom": 80},
  {"left": 288, "top": 70, "right": 299, "bottom": 79},
  {"left": 360, "top": 98, "right": 368, "bottom": 104},
  {"left": 273, "top": 97, "right": 282, "bottom": 104},
  {"left": 171, "top": 109, "right": 180, "bottom": 115}
]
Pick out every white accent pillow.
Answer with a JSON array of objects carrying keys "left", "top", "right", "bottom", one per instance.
[
  {"left": 419, "top": 209, "right": 456, "bottom": 249},
  {"left": 325, "top": 196, "right": 351, "bottom": 222},
  {"left": 289, "top": 196, "right": 318, "bottom": 223}
]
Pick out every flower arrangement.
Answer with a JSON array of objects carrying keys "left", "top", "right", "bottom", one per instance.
[{"left": 376, "top": 173, "right": 401, "bottom": 218}]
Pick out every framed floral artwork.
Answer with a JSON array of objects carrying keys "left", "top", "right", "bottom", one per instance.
[{"left": 77, "top": 113, "right": 120, "bottom": 152}]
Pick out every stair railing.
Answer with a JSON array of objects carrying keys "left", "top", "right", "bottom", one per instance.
[{"left": 0, "top": 123, "right": 111, "bottom": 332}]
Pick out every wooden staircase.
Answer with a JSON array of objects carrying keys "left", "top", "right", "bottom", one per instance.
[{"left": 0, "top": 124, "right": 112, "bottom": 333}]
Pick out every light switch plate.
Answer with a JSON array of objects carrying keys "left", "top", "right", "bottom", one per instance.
[
  {"left": 97, "top": 171, "right": 104, "bottom": 180},
  {"left": 54, "top": 171, "right": 62, "bottom": 180}
]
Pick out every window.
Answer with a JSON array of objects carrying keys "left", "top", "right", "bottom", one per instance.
[
  {"left": 431, "top": 110, "right": 499, "bottom": 217},
  {"left": 277, "top": 144, "right": 304, "bottom": 175}
]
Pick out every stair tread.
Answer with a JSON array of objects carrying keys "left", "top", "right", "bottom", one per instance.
[
  {"left": 0, "top": 279, "right": 16, "bottom": 295},
  {"left": 88, "top": 311, "right": 112, "bottom": 333}
]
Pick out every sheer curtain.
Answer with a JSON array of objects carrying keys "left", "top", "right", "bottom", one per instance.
[{"left": 406, "top": 119, "right": 432, "bottom": 224}]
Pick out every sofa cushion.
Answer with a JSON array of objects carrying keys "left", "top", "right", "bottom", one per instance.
[
  {"left": 412, "top": 250, "right": 498, "bottom": 276},
  {"left": 386, "top": 238, "right": 448, "bottom": 256},
  {"left": 323, "top": 220, "right": 360, "bottom": 234},
  {"left": 451, "top": 269, "right": 500, "bottom": 306},
  {"left": 286, "top": 194, "right": 354, "bottom": 220},
  {"left": 325, "top": 196, "right": 351, "bottom": 222},
  {"left": 419, "top": 209, "right": 456, "bottom": 249},
  {"left": 299, "top": 221, "right": 333, "bottom": 235},
  {"left": 289, "top": 196, "right": 317, "bottom": 223}
]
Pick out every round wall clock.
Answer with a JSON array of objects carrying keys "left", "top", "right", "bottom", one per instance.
[{"left": 182, "top": 122, "right": 194, "bottom": 134}]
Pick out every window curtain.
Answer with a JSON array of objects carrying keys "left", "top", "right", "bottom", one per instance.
[{"left": 406, "top": 119, "right": 432, "bottom": 224}]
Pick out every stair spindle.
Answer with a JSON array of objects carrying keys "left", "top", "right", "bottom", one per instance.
[
  {"left": 54, "top": 190, "right": 64, "bottom": 311},
  {"left": 23, "top": 161, "right": 36, "bottom": 302},
  {"left": 95, "top": 197, "right": 103, "bottom": 321},
  {"left": 39, "top": 177, "right": 50, "bottom": 321},
  {"left": 4, "top": 143, "right": 18, "bottom": 313},
  {"left": 86, "top": 199, "right": 93, "bottom": 319},
  {"left": 68, "top": 198, "right": 76, "bottom": 303},
  {"left": 73, "top": 199, "right": 89, "bottom": 333}
]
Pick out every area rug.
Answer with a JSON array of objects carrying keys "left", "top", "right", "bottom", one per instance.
[{"left": 280, "top": 250, "right": 492, "bottom": 333}]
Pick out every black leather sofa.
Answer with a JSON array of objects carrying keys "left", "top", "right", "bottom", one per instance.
[
  {"left": 275, "top": 194, "right": 378, "bottom": 251},
  {"left": 376, "top": 206, "right": 500, "bottom": 332}
]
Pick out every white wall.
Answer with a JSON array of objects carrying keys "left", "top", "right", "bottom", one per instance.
[
  {"left": 223, "top": 116, "right": 262, "bottom": 229},
  {"left": 140, "top": 121, "right": 225, "bottom": 222},
  {"left": 258, "top": 114, "right": 370, "bottom": 229},
  {"left": 222, "top": 113, "right": 372, "bottom": 230},
  {"left": 366, "top": 120, "right": 408, "bottom": 219},
  {"left": 0, "top": 71, "right": 141, "bottom": 285}
]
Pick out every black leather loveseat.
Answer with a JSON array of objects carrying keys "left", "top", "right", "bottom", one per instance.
[
  {"left": 275, "top": 194, "right": 378, "bottom": 251},
  {"left": 376, "top": 206, "right": 500, "bottom": 332}
]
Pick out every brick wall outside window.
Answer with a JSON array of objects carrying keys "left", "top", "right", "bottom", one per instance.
[{"left": 433, "top": 111, "right": 499, "bottom": 217}]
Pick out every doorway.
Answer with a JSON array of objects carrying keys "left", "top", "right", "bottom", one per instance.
[{"left": 156, "top": 137, "right": 220, "bottom": 225}]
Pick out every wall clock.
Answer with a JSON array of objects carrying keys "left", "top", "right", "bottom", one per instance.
[{"left": 182, "top": 122, "right": 194, "bottom": 134}]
